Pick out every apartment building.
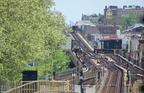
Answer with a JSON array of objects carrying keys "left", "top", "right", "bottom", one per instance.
[
  {"left": 104, "top": 5, "right": 144, "bottom": 24},
  {"left": 139, "top": 32, "right": 144, "bottom": 68},
  {"left": 118, "top": 5, "right": 144, "bottom": 20},
  {"left": 104, "top": 6, "right": 118, "bottom": 20}
]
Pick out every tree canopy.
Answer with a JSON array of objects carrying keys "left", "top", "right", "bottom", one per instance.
[
  {"left": 98, "top": 15, "right": 104, "bottom": 23},
  {"left": 121, "top": 12, "right": 137, "bottom": 28},
  {"left": 0, "top": 0, "right": 69, "bottom": 81},
  {"left": 89, "top": 19, "right": 97, "bottom": 25}
]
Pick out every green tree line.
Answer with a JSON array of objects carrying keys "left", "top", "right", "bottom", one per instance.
[
  {"left": 121, "top": 12, "right": 137, "bottom": 30},
  {"left": 0, "top": 0, "right": 70, "bottom": 81}
]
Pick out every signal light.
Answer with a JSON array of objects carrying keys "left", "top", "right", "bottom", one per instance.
[
  {"left": 77, "top": 62, "right": 80, "bottom": 72},
  {"left": 127, "top": 81, "right": 130, "bottom": 84},
  {"left": 126, "top": 64, "right": 130, "bottom": 69},
  {"left": 126, "top": 75, "right": 130, "bottom": 84},
  {"left": 77, "top": 66, "right": 80, "bottom": 72},
  {"left": 77, "top": 70, "right": 80, "bottom": 72}
]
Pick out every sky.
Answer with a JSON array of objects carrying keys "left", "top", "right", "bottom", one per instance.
[{"left": 53, "top": 0, "right": 144, "bottom": 24}]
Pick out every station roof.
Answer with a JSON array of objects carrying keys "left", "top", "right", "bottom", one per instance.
[
  {"left": 100, "top": 38, "right": 122, "bottom": 41},
  {"left": 72, "top": 25, "right": 78, "bottom": 27}
]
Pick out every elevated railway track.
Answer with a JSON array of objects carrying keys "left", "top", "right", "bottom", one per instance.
[
  {"left": 69, "top": 32, "right": 126, "bottom": 92},
  {"left": 2, "top": 31, "right": 144, "bottom": 93},
  {"left": 102, "top": 64, "right": 124, "bottom": 93},
  {"left": 55, "top": 31, "right": 144, "bottom": 92}
]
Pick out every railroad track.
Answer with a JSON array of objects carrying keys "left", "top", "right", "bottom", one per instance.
[
  {"left": 56, "top": 32, "right": 125, "bottom": 93},
  {"left": 55, "top": 32, "right": 98, "bottom": 84},
  {"left": 70, "top": 32, "right": 99, "bottom": 84},
  {"left": 71, "top": 32, "right": 93, "bottom": 52},
  {"left": 101, "top": 60, "right": 124, "bottom": 93},
  {"left": 108, "top": 54, "right": 144, "bottom": 83},
  {"left": 71, "top": 32, "right": 143, "bottom": 92},
  {"left": 70, "top": 32, "right": 125, "bottom": 92}
]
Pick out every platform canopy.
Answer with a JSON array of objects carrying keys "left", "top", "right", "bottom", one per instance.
[{"left": 100, "top": 38, "right": 122, "bottom": 41}]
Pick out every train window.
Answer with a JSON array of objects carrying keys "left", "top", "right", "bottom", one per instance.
[
  {"left": 73, "top": 41, "right": 77, "bottom": 45},
  {"left": 72, "top": 25, "right": 78, "bottom": 31}
]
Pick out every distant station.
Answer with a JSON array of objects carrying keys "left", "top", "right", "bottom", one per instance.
[{"left": 100, "top": 38, "right": 122, "bottom": 49}]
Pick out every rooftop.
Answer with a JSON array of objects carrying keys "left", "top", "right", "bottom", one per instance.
[{"left": 100, "top": 38, "right": 122, "bottom": 41}]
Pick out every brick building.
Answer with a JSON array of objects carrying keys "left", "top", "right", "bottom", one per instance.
[
  {"left": 118, "top": 5, "right": 144, "bottom": 20},
  {"left": 81, "top": 14, "right": 100, "bottom": 21},
  {"left": 98, "top": 25, "right": 119, "bottom": 34},
  {"left": 104, "top": 6, "right": 118, "bottom": 20},
  {"left": 104, "top": 5, "right": 144, "bottom": 25},
  {"left": 117, "top": 24, "right": 144, "bottom": 67}
]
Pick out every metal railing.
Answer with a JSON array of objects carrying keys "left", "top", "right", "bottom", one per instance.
[
  {"left": 1, "top": 80, "right": 72, "bottom": 93},
  {"left": 131, "top": 79, "right": 143, "bottom": 93},
  {"left": 0, "top": 80, "right": 20, "bottom": 93}
]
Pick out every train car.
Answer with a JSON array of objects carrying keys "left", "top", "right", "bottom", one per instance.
[
  {"left": 71, "top": 40, "right": 81, "bottom": 53},
  {"left": 72, "top": 25, "right": 78, "bottom": 33}
]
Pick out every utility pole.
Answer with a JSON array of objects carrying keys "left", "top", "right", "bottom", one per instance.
[
  {"left": 72, "top": 70, "right": 76, "bottom": 92},
  {"left": 80, "top": 70, "right": 84, "bottom": 93},
  {"left": 126, "top": 64, "right": 131, "bottom": 93}
]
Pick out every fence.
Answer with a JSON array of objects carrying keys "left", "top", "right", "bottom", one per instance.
[
  {"left": 0, "top": 80, "right": 20, "bottom": 93},
  {"left": 132, "top": 79, "right": 143, "bottom": 93},
  {"left": 1, "top": 80, "right": 72, "bottom": 93}
]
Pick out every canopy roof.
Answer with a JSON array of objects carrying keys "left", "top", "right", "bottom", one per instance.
[{"left": 100, "top": 38, "right": 122, "bottom": 41}]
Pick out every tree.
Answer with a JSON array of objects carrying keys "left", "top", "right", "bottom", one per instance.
[
  {"left": 0, "top": 0, "right": 67, "bottom": 81},
  {"left": 121, "top": 13, "right": 137, "bottom": 29},
  {"left": 89, "top": 19, "right": 97, "bottom": 25},
  {"left": 98, "top": 15, "right": 104, "bottom": 23},
  {"left": 24, "top": 49, "right": 70, "bottom": 78}
]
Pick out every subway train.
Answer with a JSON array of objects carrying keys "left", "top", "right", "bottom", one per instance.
[
  {"left": 72, "top": 25, "right": 82, "bottom": 33},
  {"left": 72, "top": 25, "right": 78, "bottom": 33},
  {"left": 71, "top": 40, "right": 82, "bottom": 53}
]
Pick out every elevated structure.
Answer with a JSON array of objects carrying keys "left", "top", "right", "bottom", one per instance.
[
  {"left": 100, "top": 38, "right": 122, "bottom": 49},
  {"left": 2, "top": 80, "right": 72, "bottom": 93}
]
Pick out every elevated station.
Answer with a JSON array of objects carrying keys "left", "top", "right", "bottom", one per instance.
[{"left": 100, "top": 38, "right": 122, "bottom": 49}]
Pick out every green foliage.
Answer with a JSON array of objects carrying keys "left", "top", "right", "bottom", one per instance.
[
  {"left": 89, "top": 19, "right": 97, "bottom": 25},
  {"left": 0, "top": 0, "right": 68, "bottom": 81},
  {"left": 24, "top": 49, "right": 70, "bottom": 78},
  {"left": 52, "top": 49, "right": 70, "bottom": 71},
  {"left": 121, "top": 13, "right": 137, "bottom": 28},
  {"left": 120, "top": 27, "right": 125, "bottom": 31},
  {"left": 98, "top": 15, "right": 104, "bottom": 22}
]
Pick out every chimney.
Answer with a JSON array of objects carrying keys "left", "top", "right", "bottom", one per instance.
[
  {"left": 104, "top": 6, "right": 107, "bottom": 18},
  {"left": 113, "top": 22, "right": 116, "bottom": 34},
  {"left": 123, "top": 5, "right": 127, "bottom": 9}
]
